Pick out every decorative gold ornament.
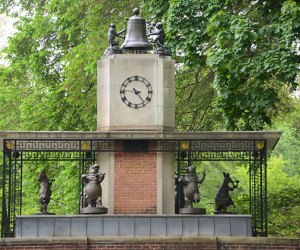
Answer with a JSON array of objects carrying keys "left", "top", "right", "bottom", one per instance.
[
  {"left": 82, "top": 142, "right": 91, "bottom": 151},
  {"left": 256, "top": 141, "right": 265, "bottom": 150},
  {"left": 180, "top": 141, "right": 190, "bottom": 150},
  {"left": 5, "top": 141, "right": 14, "bottom": 150}
]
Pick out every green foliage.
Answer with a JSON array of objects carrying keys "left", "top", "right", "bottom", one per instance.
[
  {"left": 268, "top": 188, "right": 300, "bottom": 237},
  {"left": 206, "top": 1, "right": 299, "bottom": 130},
  {"left": 0, "top": 0, "right": 140, "bottom": 131},
  {"left": 271, "top": 98, "right": 300, "bottom": 175},
  {"left": 143, "top": 0, "right": 300, "bottom": 130},
  {"left": 264, "top": 156, "right": 300, "bottom": 237},
  {"left": 265, "top": 99, "right": 300, "bottom": 237},
  {"left": 49, "top": 162, "right": 80, "bottom": 214},
  {"left": 175, "top": 67, "right": 222, "bottom": 131}
]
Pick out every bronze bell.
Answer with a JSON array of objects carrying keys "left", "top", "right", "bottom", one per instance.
[{"left": 121, "top": 8, "right": 152, "bottom": 52}]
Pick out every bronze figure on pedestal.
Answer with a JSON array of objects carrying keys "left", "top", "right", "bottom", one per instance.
[
  {"left": 178, "top": 165, "right": 206, "bottom": 214},
  {"left": 81, "top": 164, "right": 107, "bottom": 214},
  {"left": 214, "top": 172, "right": 239, "bottom": 214},
  {"left": 38, "top": 170, "right": 54, "bottom": 214}
]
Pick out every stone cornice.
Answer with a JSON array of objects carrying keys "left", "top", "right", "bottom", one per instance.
[{"left": 0, "top": 130, "right": 282, "bottom": 150}]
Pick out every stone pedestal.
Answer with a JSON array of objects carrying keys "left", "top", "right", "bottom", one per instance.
[
  {"left": 15, "top": 214, "right": 252, "bottom": 237},
  {"left": 179, "top": 208, "right": 206, "bottom": 214},
  {"left": 80, "top": 207, "right": 108, "bottom": 214}
]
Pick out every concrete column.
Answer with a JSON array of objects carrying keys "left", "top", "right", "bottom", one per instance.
[
  {"left": 97, "top": 54, "right": 176, "bottom": 214},
  {"left": 97, "top": 152, "right": 115, "bottom": 214}
]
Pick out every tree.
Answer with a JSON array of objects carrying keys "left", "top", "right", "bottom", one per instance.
[
  {"left": 271, "top": 98, "right": 300, "bottom": 175},
  {"left": 0, "top": 0, "right": 140, "bottom": 131},
  {"left": 175, "top": 66, "right": 222, "bottom": 131},
  {"left": 143, "top": 0, "right": 300, "bottom": 130}
]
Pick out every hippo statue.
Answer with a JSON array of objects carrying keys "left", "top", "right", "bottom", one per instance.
[
  {"left": 178, "top": 165, "right": 206, "bottom": 208},
  {"left": 81, "top": 164, "right": 106, "bottom": 213}
]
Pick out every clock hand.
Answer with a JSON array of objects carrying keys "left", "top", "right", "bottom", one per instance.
[
  {"left": 124, "top": 89, "right": 135, "bottom": 93},
  {"left": 136, "top": 93, "right": 144, "bottom": 102},
  {"left": 132, "top": 88, "right": 144, "bottom": 102},
  {"left": 133, "top": 88, "right": 141, "bottom": 95}
]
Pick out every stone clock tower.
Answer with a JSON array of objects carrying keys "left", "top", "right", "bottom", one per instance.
[
  {"left": 97, "top": 54, "right": 175, "bottom": 132},
  {"left": 97, "top": 9, "right": 175, "bottom": 214}
]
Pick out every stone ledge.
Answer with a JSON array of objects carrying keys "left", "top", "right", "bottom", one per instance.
[
  {"left": 0, "top": 236, "right": 87, "bottom": 245},
  {"left": 1, "top": 236, "right": 299, "bottom": 245},
  {"left": 101, "top": 53, "right": 173, "bottom": 60},
  {"left": 216, "top": 236, "right": 300, "bottom": 244},
  {"left": 16, "top": 214, "right": 252, "bottom": 218}
]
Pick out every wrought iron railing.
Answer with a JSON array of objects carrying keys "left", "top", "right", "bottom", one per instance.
[{"left": 1, "top": 138, "right": 267, "bottom": 237}]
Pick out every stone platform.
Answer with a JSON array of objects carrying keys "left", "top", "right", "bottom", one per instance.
[{"left": 15, "top": 214, "right": 252, "bottom": 238}]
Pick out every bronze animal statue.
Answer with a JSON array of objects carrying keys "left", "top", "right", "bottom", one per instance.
[
  {"left": 108, "top": 23, "right": 125, "bottom": 47},
  {"left": 82, "top": 164, "right": 106, "bottom": 208},
  {"left": 148, "top": 22, "right": 165, "bottom": 48},
  {"left": 215, "top": 172, "right": 239, "bottom": 214},
  {"left": 147, "top": 22, "right": 171, "bottom": 55},
  {"left": 38, "top": 170, "right": 53, "bottom": 214},
  {"left": 178, "top": 165, "right": 206, "bottom": 208},
  {"left": 104, "top": 23, "right": 125, "bottom": 55}
]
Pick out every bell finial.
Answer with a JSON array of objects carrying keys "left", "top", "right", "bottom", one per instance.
[
  {"left": 121, "top": 8, "right": 152, "bottom": 53},
  {"left": 133, "top": 8, "right": 140, "bottom": 16}
]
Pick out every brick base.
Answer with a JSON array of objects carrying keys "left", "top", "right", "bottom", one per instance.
[
  {"left": 0, "top": 237, "right": 299, "bottom": 250},
  {"left": 114, "top": 152, "right": 157, "bottom": 214}
]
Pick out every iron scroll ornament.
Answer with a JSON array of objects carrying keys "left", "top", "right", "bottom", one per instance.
[{"left": 120, "top": 75, "right": 153, "bottom": 109}]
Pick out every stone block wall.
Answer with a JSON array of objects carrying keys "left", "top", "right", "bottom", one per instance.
[{"left": 15, "top": 215, "right": 252, "bottom": 237}]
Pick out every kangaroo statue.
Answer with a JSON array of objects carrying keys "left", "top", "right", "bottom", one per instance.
[{"left": 214, "top": 172, "right": 239, "bottom": 214}]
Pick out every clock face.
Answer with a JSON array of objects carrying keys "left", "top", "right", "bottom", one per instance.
[{"left": 120, "top": 76, "right": 153, "bottom": 109}]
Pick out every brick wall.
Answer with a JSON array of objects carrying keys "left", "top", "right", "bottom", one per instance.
[
  {"left": 219, "top": 243, "right": 300, "bottom": 250},
  {"left": 88, "top": 243, "right": 217, "bottom": 250},
  {"left": 114, "top": 152, "right": 157, "bottom": 214},
  {"left": 0, "top": 237, "right": 299, "bottom": 250}
]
